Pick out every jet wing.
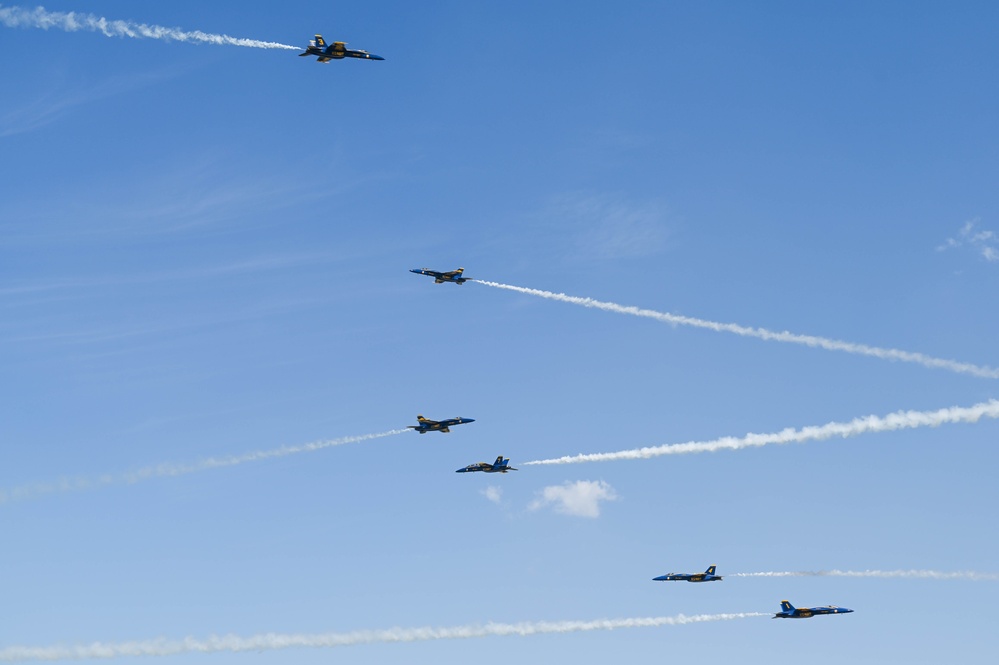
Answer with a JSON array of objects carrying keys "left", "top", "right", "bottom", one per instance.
[{"left": 409, "top": 416, "right": 441, "bottom": 432}]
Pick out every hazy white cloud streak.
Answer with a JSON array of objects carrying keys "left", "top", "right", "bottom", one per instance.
[
  {"left": 524, "top": 399, "right": 999, "bottom": 465},
  {"left": 732, "top": 569, "right": 999, "bottom": 581},
  {"left": 529, "top": 480, "right": 618, "bottom": 517},
  {"left": 0, "top": 430, "right": 409, "bottom": 504},
  {"left": 0, "top": 5, "right": 299, "bottom": 49},
  {"left": 938, "top": 218, "right": 999, "bottom": 262},
  {"left": 0, "top": 613, "right": 766, "bottom": 661},
  {"left": 481, "top": 485, "right": 504, "bottom": 504},
  {"left": 474, "top": 281, "right": 999, "bottom": 379}
]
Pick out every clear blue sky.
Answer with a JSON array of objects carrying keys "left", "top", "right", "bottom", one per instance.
[{"left": 2, "top": 1, "right": 998, "bottom": 663}]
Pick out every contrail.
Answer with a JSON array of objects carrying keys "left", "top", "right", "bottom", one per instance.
[
  {"left": 731, "top": 569, "right": 999, "bottom": 581},
  {"left": 474, "top": 281, "right": 999, "bottom": 379},
  {"left": 0, "top": 429, "right": 410, "bottom": 504},
  {"left": 524, "top": 399, "right": 999, "bottom": 465},
  {"left": 0, "top": 5, "right": 299, "bottom": 50},
  {"left": 0, "top": 613, "right": 767, "bottom": 661}
]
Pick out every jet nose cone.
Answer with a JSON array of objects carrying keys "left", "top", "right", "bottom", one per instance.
[
  {"left": 842, "top": 608, "right": 854, "bottom": 613},
  {"left": 465, "top": 418, "right": 475, "bottom": 423},
  {"left": 370, "top": 54, "right": 385, "bottom": 60}
]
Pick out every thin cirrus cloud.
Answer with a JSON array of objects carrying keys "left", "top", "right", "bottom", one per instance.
[
  {"left": 0, "top": 69, "right": 182, "bottom": 139},
  {"left": 558, "top": 196, "right": 670, "bottom": 260},
  {"left": 938, "top": 218, "right": 999, "bottom": 262},
  {"left": 0, "top": 253, "right": 336, "bottom": 298},
  {"left": 516, "top": 195, "right": 672, "bottom": 262},
  {"left": 529, "top": 480, "right": 618, "bottom": 518},
  {"left": 481, "top": 486, "right": 504, "bottom": 504}
]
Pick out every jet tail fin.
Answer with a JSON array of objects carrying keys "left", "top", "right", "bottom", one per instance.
[
  {"left": 315, "top": 34, "right": 326, "bottom": 48},
  {"left": 780, "top": 600, "right": 795, "bottom": 613},
  {"left": 494, "top": 456, "right": 506, "bottom": 467},
  {"left": 705, "top": 565, "right": 716, "bottom": 576}
]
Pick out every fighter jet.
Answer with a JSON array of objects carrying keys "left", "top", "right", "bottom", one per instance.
[
  {"left": 407, "top": 415, "right": 475, "bottom": 434},
  {"left": 410, "top": 267, "right": 470, "bottom": 285},
  {"left": 653, "top": 565, "right": 723, "bottom": 583},
  {"left": 772, "top": 600, "right": 853, "bottom": 619},
  {"left": 299, "top": 35, "right": 384, "bottom": 62},
  {"left": 456, "top": 456, "right": 517, "bottom": 473}
]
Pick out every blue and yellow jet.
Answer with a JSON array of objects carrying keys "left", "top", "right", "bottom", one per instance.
[
  {"left": 408, "top": 415, "right": 475, "bottom": 434},
  {"left": 410, "top": 267, "right": 470, "bottom": 285},
  {"left": 653, "top": 565, "right": 723, "bottom": 583},
  {"left": 299, "top": 35, "right": 384, "bottom": 62},
  {"left": 456, "top": 456, "right": 517, "bottom": 473},
  {"left": 773, "top": 600, "right": 853, "bottom": 619}
]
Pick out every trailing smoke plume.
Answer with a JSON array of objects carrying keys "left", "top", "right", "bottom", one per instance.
[
  {"left": 0, "top": 613, "right": 767, "bottom": 661},
  {"left": 0, "top": 5, "right": 299, "bottom": 49},
  {"left": 524, "top": 399, "right": 999, "bottom": 465},
  {"left": 0, "top": 430, "right": 409, "bottom": 504},
  {"left": 732, "top": 569, "right": 999, "bottom": 581},
  {"left": 474, "top": 281, "right": 999, "bottom": 379}
]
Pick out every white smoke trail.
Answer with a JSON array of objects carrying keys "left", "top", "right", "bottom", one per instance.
[
  {"left": 524, "top": 399, "right": 999, "bottom": 465},
  {"left": 732, "top": 569, "right": 999, "bottom": 581},
  {"left": 474, "top": 281, "right": 999, "bottom": 380},
  {"left": 0, "top": 613, "right": 767, "bottom": 661},
  {"left": 0, "top": 5, "right": 299, "bottom": 50},
  {"left": 0, "top": 429, "right": 410, "bottom": 504}
]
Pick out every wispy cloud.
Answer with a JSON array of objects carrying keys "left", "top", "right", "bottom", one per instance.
[
  {"left": 938, "top": 218, "right": 999, "bottom": 262},
  {"left": 0, "top": 291, "right": 336, "bottom": 347},
  {"left": 0, "top": 158, "right": 338, "bottom": 245},
  {"left": 529, "top": 480, "right": 618, "bottom": 517},
  {"left": 0, "top": 613, "right": 766, "bottom": 660},
  {"left": 0, "top": 429, "right": 410, "bottom": 505},
  {"left": 481, "top": 485, "right": 504, "bottom": 504},
  {"left": 554, "top": 195, "right": 671, "bottom": 260},
  {"left": 524, "top": 399, "right": 999, "bottom": 465},
  {"left": 0, "top": 5, "right": 297, "bottom": 49},
  {"left": 475, "top": 281, "right": 999, "bottom": 379},
  {"left": 0, "top": 69, "right": 182, "bottom": 138},
  {"left": 77, "top": 168, "right": 313, "bottom": 237},
  {"left": 0, "top": 252, "right": 334, "bottom": 298}
]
